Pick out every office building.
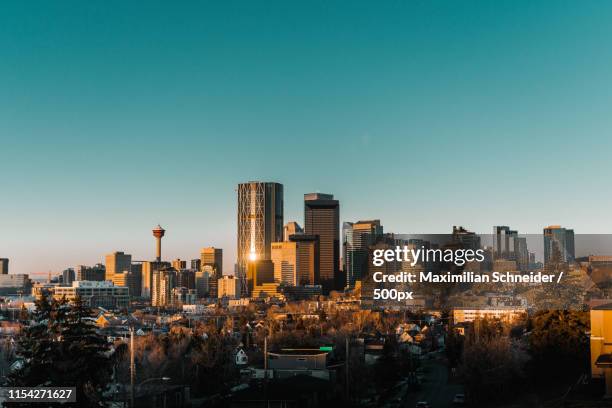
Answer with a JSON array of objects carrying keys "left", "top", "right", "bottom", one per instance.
[
  {"left": 544, "top": 225, "right": 575, "bottom": 265},
  {"left": 0, "top": 258, "right": 8, "bottom": 275},
  {"left": 514, "top": 236, "right": 529, "bottom": 270},
  {"left": 0, "top": 274, "right": 31, "bottom": 295},
  {"left": 172, "top": 258, "right": 187, "bottom": 270},
  {"left": 195, "top": 269, "right": 210, "bottom": 298},
  {"left": 343, "top": 220, "right": 383, "bottom": 288},
  {"left": 151, "top": 267, "right": 176, "bottom": 307},
  {"left": 129, "top": 263, "right": 143, "bottom": 297},
  {"left": 271, "top": 236, "right": 318, "bottom": 286},
  {"left": 284, "top": 221, "right": 303, "bottom": 241},
  {"left": 76, "top": 264, "right": 106, "bottom": 281},
  {"left": 493, "top": 226, "right": 517, "bottom": 260},
  {"left": 200, "top": 247, "right": 223, "bottom": 278},
  {"left": 141, "top": 260, "right": 170, "bottom": 298},
  {"left": 172, "top": 287, "right": 197, "bottom": 306},
  {"left": 246, "top": 259, "right": 274, "bottom": 295},
  {"left": 62, "top": 268, "right": 75, "bottom": 286},
  {"left": 202, "top": 265, "right": 218, "bottom": 298},
  {"left": 304, "top": 193, "right": 339, "bottom": 293},
  {"left": 237, "top": 182, "right": 283, "bottom": 274},
  {"left": 191, "top": 259, "right": 201, "bottom": 271},
  {"left": 52, "top": 281, "right": 129, "bottom": 309},
  {"left": 176, "top": 269, "right": 196, "bottom": 289},
  {"left": 452, "top": 226, "right": 481, "bottom": 250},
  {"left": 112, "top": 269, "right": 141, "bottom": 298},
  {"left": 218, "top": 275, "right": 240, "bottom": 299},
  {"left": 105, "top": 251, "right": 132, "bottom": 281}
]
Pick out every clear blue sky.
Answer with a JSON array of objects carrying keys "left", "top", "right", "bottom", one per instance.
[{"left": 2, "top": 1, "right": 612, "bottom": 275}]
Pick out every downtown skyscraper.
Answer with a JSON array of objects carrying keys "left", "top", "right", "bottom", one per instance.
[
  {"left": 543, "top": 225, "right": 575, "bottom": 265},
  {"left": 304, "top": 193, "right": 339, "bottom": 293},
  {"left": 237, "top": 182, "right": 284, "bottom": 275},
  {"left": 343, "top": 220, "right": 383, "bottom": 288}
]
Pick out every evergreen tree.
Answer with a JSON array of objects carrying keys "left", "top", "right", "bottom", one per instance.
[
  {"left": 8, "top": 295, "right": 112, "bottom": 407},
  {"left": 8, "top": 292, "right": 54, "bottom": 387},
  {"left": 55, "top": 296, "right": 111, "bottom": 406}
]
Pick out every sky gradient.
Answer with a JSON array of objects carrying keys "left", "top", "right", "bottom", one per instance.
[{"left": 2, "top": 1, "right": 612, "bottom": 275}]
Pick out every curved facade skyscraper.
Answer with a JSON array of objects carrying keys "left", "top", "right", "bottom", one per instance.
[{"left": 237, "top": 182, "right": 284, "bottom": 276}]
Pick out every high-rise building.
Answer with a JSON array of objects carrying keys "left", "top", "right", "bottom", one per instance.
[
  {"left": 283, "top": 221, "right": 304, "bottom": 241},
  {"left": 452, "top": 226, "right": 481, "bottom": 250},
  {"left": 112, "top": 270, "right": 141, "bottom": 298},
  {"left": 172, "top": 259, "right": 187, "bottom": 270},
  {"left": 176, "top": 269, "right": 196, "bottom": 289},
  {"left": 195, "top": 269, "right": 210, "bottom": 298},
  {"left": 172, "top": 287, "right": 196, "bottom": 306},
  {"left": 493, "top": 226, "right": 518, "bottom": 260},
  {"left": 129, "top": 263, "right": 142, "bottom": 297},
  {"left": 304, "top": 193, "right": 339, "bottom": 293},
  {"left": 218, "top": 276, "right": 240, "bottom": 299},
  {"left": 191, "top": 259, "right": 201, "bottom": 271},
  {"left": 141, "top": 260, "right": 170, "bottom": 298},
  {"left": 0, "top": 258, "right": 8, "bottom": 275},
  {"left": 514, "top": 236, "right": 529, "bottom": 271},
  {"left": 105, "top": 252, "right": 132, "bottom": 281},
  {"left": 62, "top": 268, "right": 75, "bottom": 286},
  {"left": 237, "top": 182, "right": 283, "bottom": 275},
  {"left": 152, "top": 267, "right": 176, "bottom": 307},
  {"left": 200, "top": 247, "right": 223, "bottom": 278},
  {"left": 246, "top": 259, "right": 274, "bottom": 295},
  {"left": 343, "top": 220, "right": 383, "bottom": 288},
  {"left": 271, "top": 236, "right": 318, "bottom": 286},
  {"left": 544, "top": 225, "right": 575, "bottom": 265},
  {"left": 76, "top": 264, "right": 106, "bottom": 281}
]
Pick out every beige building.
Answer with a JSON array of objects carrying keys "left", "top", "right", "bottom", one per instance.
[
  {"left": 111, "top": 270, "right": 141, "bottom": 298},
  {"left": 151, "top": 268, "right": 176, "bottom": 307},
  {"left": 141, "top": 261, "right": 169, "bottom": 299},
  {"left": 271, "top": 239, "right": 317, "bottom": 286},
  {"left": 283, "top": 221, "right": 303, "bottom": 241},
  {"left": 218, "top": 275, "right": 240, "bottom": 299},
  {"left": 171, "top": 258, "right": 187, "bottom": 270},
  {"left": 105, "top": 251, "right": 132, "bottom": 281},
  {"left": 200, "top": 247, "right": 223, "bottom": 277}
]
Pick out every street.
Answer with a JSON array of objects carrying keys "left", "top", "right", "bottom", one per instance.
[{"left": 389, "top": 353, "right": 464, "bottom": 408}]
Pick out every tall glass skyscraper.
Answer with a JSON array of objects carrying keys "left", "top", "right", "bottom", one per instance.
[
  {"left": 304, "top": 193, "right": 339, "bottom": 293},
  {"left": 543, "top": 225, "right": 575, "bottom": 265},
  {"left": 343, "top": 220, "right": 383, "bottom": 289},
  {"left": 237, "top": 182, "right": 284, "bottom": 275}
]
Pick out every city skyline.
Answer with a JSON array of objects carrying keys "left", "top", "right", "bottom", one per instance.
[
  {"left": 4, "top": 2, "right": 612, "bottom": 275},
  {"left": 2, "top": 178, "right": 603, "bottom": 278}
]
